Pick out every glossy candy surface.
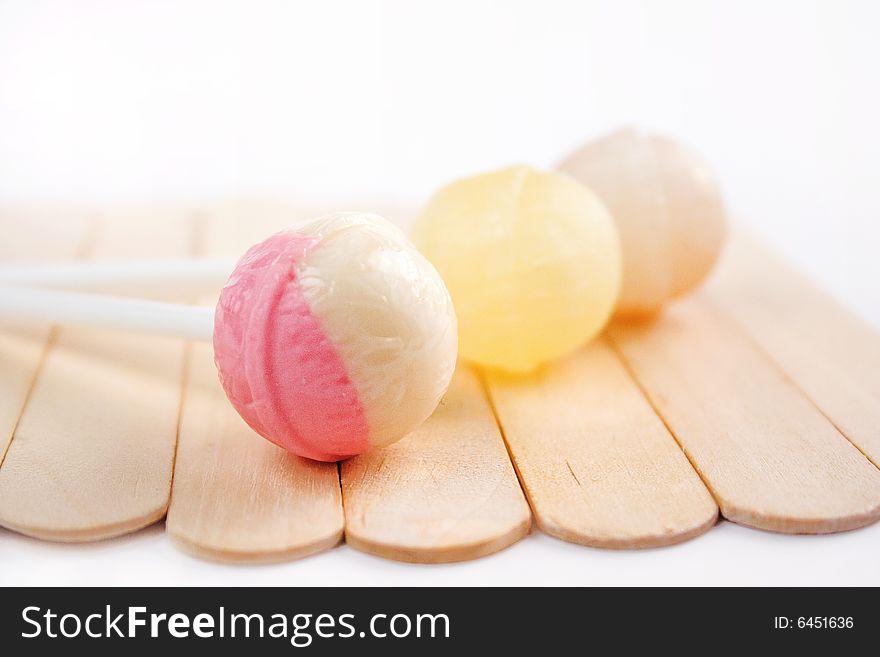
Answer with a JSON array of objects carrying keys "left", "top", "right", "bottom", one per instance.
[
  {"left": 214, "top": 213, "right": 458, "bottom": 461},
  {"left": 413, "top": 166, "right": 621, "bottom": 373},
  {"left": 559, "top": 127, "right": 728, "bottom": 316}
]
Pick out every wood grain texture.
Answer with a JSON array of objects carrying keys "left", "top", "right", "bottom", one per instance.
[
  {"left": 166, "top": 343, "right": 344, "bottom": 562},
  {"left": 342, "top": 365, "right": 531, "bottom": 563},
  {"left": 0, "top": 210, "right": 190, "bottom": 540},
  {"left": 607, "top": 298, "right": 880, "bottom": 534},
  {"left": 485, "top": 340, "right": 718, "bottom": 548},
  {"left": 0, "top": 209, "right": 94, "bottom": 464},
  {"left": 707, "top": 233, "right": 880, "bottom": 467},
  {"left": 165, "top": 203, "right": 344, "bottom": 562}
]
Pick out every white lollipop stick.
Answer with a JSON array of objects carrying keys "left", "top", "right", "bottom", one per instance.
[
  {"left": 0, "top": 284, "right": 214, "bottom": 341},
  {"left": 0, "top": 258, "right": 236, "bottom": 297}
]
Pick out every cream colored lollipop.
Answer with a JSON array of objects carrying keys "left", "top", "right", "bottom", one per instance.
[{"left": 559, "top": 127, "right": 727, "bottom": 316}]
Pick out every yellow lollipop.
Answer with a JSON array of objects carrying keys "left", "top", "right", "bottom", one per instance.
[{"left": 412, "top": 165, "right": 621, "bottom": 373}]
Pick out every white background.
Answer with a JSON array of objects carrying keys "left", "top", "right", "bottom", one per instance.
[{"left": 1, "top": 0, "right": 879, "bottom": 585}]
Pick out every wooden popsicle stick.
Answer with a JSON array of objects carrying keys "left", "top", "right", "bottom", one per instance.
[
  {"left": 706, "top": 232, "right": 880, "bottom": 467},
  {"left": 0, "top": 209, "right": 94, "bottom": 464},
  {"left": 283, "top": 201, "right": 533, "bottom": 561},
  {"left": 342, "top": 364, "right": 531, "bottom": 563},
  {"left": 0, "top": 210, "right": 192, "bottom": 541},
  {"left": 606, "top": 297, "right": 880, "bottom": 534},
  {"left": 166, "top": 203, "right": 344, "bottom": 562},
  {"left": 485, "top": 340, "right": 718, "bottom": 548},
  {"left": 166, "top": 343, "right": 344, "bottom": 562}
]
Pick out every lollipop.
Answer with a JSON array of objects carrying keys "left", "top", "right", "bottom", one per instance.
[
  {"left": 0, "top": 213, "right": 458, "bottom": 461},
  {"left": 558, "top": 127, "right": 728, "bottom": 316},
  {"left": 412, "top": 165, "right": 621, "bottom": 373}
]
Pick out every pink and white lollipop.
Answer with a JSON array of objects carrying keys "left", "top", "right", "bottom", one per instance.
[
  {"left": 213, "top": 213, "right": 458, "bottom": 460},
  {"left": 0, "top": 213, "right": 458, "bottom": 461}
]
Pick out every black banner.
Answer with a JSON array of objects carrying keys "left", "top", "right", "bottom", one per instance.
[{"left": 0, "top": 587, "right": 874, "bottom": 653}]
